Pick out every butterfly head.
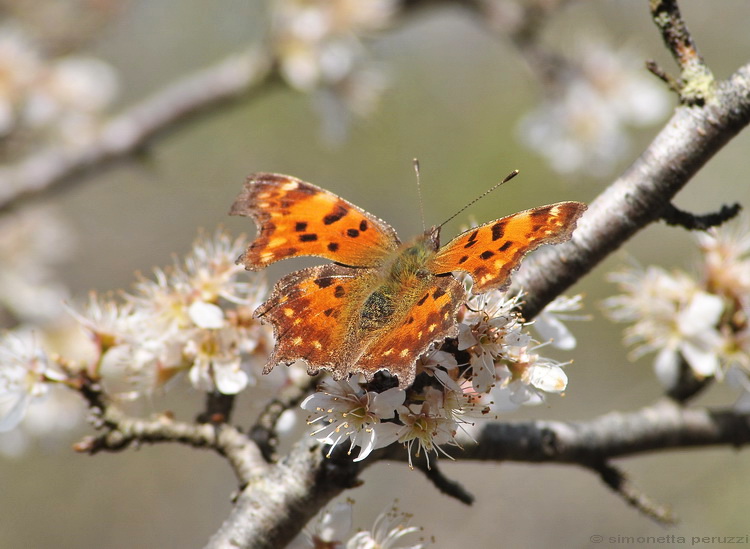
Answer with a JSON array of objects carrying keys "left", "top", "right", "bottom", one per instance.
[
  {"left": 404, "top": 227, "right": 441, "bottom": 259},
  {"left": 425, "top": 225, "right": 442, "bottom": 249}
]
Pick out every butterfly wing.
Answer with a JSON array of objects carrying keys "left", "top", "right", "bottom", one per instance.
[
  {"left": 255, "top": 263, "right": 364, "bottom": 376},
  {"left": 256, "top": 261, "right": 466, "bottom": 388},
  {"left": 355, "top": 275, "right": 466, "bottom": 387},
  {"left": 429, "top": 202, "right": 586, "bottom": 292},
  {"left": 230, "top": 173, "right": 400, "bottom": 270}
]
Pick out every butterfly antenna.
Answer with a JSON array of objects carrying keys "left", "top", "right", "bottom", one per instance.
[
  {"left": 438, "top": 169, "right": 520, "bottom": 229},
  {"left": 413, "top": 158, "right": 427, "bottom": 232}
]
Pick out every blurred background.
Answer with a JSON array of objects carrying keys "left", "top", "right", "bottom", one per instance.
[{"left": 1, "top": 1, "right": 750, "bottom": 547}]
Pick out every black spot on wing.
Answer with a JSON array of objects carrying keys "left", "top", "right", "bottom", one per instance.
[
  {"left": 491, "top": 222, "right": 505, "bottom": 241},
  {"left": 314, "top": 277, "right": 334, "bottom": 288},
  {"left": 324, "top": 206, "right": 348, "bottom": 225},
  {"left": 299, "top": 233, "right": 318, "bottom": 242}
]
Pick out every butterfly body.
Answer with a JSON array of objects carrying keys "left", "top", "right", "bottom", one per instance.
[
  {"left": 231, "top": 172, "right": 586, "bottom": 387},
  {"left": 361, "top": 231, "right": 437, "bottom": 319}
]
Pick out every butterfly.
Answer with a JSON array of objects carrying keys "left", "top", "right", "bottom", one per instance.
[{"left": 230, "top": 172, "right": 586, "bottom": 388}]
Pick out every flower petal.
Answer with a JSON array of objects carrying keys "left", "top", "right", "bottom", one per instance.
[{"left": 188, "top": 301, "right": 225, "bottom": 329}]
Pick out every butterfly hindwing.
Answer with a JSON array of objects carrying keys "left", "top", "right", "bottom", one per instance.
[
  {"left": 429, "top": 201, "right": 586, "bottom": 292},
  {"left": 255, "top": 263, "right": 364, "bottom": 375},
  {"left": 230, "top": 173, "right": 401, "bottom": 270},
  {"left": 355, "top": 274, "right": 466, "bottom": 387}
]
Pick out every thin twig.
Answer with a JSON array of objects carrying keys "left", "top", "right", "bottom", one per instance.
[
  {"left": 416, "top": 459, "right": 475, "bottom": 505},
  {"left": 0, "top": 48, "right": 274, "bottom": 213},
  {"left": 595, "top": 462, "right": 676, "bottom": 525},
  {"left": 249, "top": 374, "right": 321, "bottom": 462},
  {"left": 196, "top": 391, "right": 236, "bottom": 424},
  {"left": 661, "top": 202, "right": 742, "bottom": 231},
  {"left": 645, "top": 59, "right": 681, "bottom": 93},
  {"left": 649, "top": 0, "right": 716, "bottom": 104},
  {"left": 73, "top": 373, "right": 267, "bottom": 485}
]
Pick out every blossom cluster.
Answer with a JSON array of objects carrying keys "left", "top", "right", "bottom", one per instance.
[
  {"left": 301, "top": 275, "right": 582, "bottom": 467},
  {"left": 0, "top": 205, "right": 73, "bottom": 323},
  {"left": 517, "top": 40, "right": 669, "bottom": 177},
  {"left": 0, "top": 230, "right": 274, "bottom": 442},
  {"left": 271, "top": 0, "right": 396, "bottom": 141},
  {"left": 295, "top": 500, "right": 426, "bottom": 549},
  {"left": 0, "top": 23, "right": 117, "bottom": 151},
  {"left": 603, "top": 216, "right": 750, "bottom": 408},
  {"left": 73, "top": 230, "right": 273, "bottom": 398}
]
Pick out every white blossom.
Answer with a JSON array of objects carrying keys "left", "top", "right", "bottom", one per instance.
[
  {"left": 347, "top": 503, "right": 425, "bottom": 549},
  {"left": 0, "top": 332, "right": 60, "bottom": 432},
  {"left": 395, "top": 388, "right": 460, "bottom": 469},
  {"left": 518, "top": 40, "right": 669, "bottom": 176},
  {"left": 295, "top": 500, "right": 426, "bottom": 549},
  {"left": 604, "top": 265, "right": 725, "bottom": 387},
  {"left": 0, "top": 205, "right": 73, "bottom": 322},
  {"left": 272, "top": 0, "right": 395, "bottom": 141},
  {"left": 301, "top": 378, "right": 405, "bottom": 461},
  {"left": 534, "top": 294, "right": 586, "bottom": 350}
]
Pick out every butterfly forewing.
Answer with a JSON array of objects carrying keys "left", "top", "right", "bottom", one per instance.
[
  {"left": 428, "top": 201, "right": 586, "bottom": 292},
  {"left": 230, "top": 173, "right": 401, "bottom": 270}
]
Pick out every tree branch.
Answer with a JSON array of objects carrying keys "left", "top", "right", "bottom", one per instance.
[
  {"left": 660, "top": 201, "right": 742, "bottom": 231},
  {"left": 649, "top": 0, "right": 715, "bottom": 104},
  {"left": 196, "top": 391, "right": 236, "bottom": 424},
  {"left": 457, "top": 400, "right": 750, "bottom": 463},
  {"left": 72, "top": 375, "right": 267, "bottom": 486},
  {"left": 206, "top": 398, "right": 750, "bottom": 548},
  {"left": 206, "top": 437, "right": 364, "bottom": 549},
  {"left": 511, "top": 61, "right": 750, "bottom": 319},
  {"left": 0, "top": 48, "right": 274, "bottom": 213},
  {"left": 416, "top": 459, "right": 475, "bottom": 505},
  {"left": 248, "top": 374, "right": 321, "bottom": 462},
  {"left": 595, "top": 462, "right": 676, "bottom": 525}
]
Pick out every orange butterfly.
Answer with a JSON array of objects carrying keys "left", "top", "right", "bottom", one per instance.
[{"left": 230, "top": 173, "right": 585, "bottom": 387}]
